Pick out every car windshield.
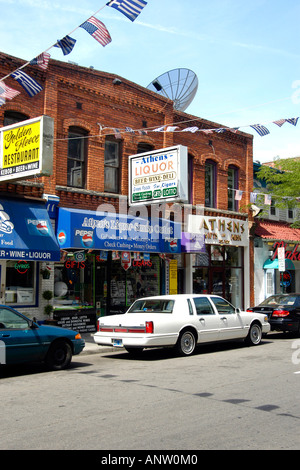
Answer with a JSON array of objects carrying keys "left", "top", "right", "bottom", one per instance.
[
  {"left": 128, "top": 299, "right": 175, "bottom": 313},
  {"left": 260, "top": 295, "right": 297, "bottom": 306}
]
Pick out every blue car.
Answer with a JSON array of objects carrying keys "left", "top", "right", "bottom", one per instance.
[{"left": 0, "top": 305, "right": 85, "bottom": 370}]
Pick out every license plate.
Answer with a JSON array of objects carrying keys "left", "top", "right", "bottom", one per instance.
[{"left": 112, "top": 338, "right": 123, "bottom": 347}]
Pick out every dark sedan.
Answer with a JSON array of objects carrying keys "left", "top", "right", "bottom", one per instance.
[
  {"left": 247, "top": 294, "right": 300, "bottom": 334},
  {"left": 0, "top": 305, "right": 85, "bottom": 370}
]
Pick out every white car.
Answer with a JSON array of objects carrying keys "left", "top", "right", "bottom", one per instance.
[{"left": 93, "top": 294, "right": 270, "bottom": 356}]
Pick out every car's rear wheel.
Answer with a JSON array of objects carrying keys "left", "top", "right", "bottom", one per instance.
[
  {"left": 176, "top": 330, "right": 196, "bottom": 356},
  {"left": 45, "top": 340, "right": 72, "bottom": 370},
  {"left": 245, "top": 323, "right": 262, "bottom": 346}
]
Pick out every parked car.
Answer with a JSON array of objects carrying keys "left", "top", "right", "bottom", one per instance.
[
  {"left": 0, "top": 305, "right": 85, "bottom": 369},
  {"left": 247, "top": 293, "right": 300, "bottom": 334},
  {"left": 94, "top": 294, "right": 270, "bottom": 356}
]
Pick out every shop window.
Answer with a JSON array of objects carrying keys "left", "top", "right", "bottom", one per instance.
[
  {"left": 104, "top": 140, "right": 120, "bottom": 193},
  {"left": 5, "top": 261, "right": 36, "bottom": 305},
  {"left": 67, "top": 127, "right": 87, "bottom": 188},
  {"left": 205, "top": 160, "right": 216, "bottom": 208},
  {"left": 3, "top": 111, "right": 29, "bottom": 126},
  {"left": 228, "top": 166, "right": 239, "bottom": 211}
]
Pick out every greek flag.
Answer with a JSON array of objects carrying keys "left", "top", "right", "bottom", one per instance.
[
  {"left": 250, "top": 124, "right": 270, "bottom": 137},
  {"left": 55, "top": 35, "right": 76, "bottom": 55},
  {"left": 286, "top": 117, "right": 298, "bottom": 126},
  {"left": 11, "top": 70, "right": 43, "bottom": 97},
  {"left": 107, "top": 0, "right": 147, "bottom": 21}
]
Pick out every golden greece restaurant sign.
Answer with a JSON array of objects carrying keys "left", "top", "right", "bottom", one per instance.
[{"left": 0, "top": 115, "right": 54, "bottom": 182}]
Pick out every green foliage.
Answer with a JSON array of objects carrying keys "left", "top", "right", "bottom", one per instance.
[{"left": 256, "top": 158, "right": 300, "bottom": 227}]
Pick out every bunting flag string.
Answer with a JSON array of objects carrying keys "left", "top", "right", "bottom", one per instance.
[
  {"left": 230, "top": 187, "right": 295, "bottom": 206},
  {"left": 0, "top": 0, "right": 148, "bottom": 101}
]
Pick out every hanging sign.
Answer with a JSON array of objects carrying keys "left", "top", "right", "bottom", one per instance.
[
  {"left": 128, "top": 145, "right": 188, "bottom": 205},
  {"left": 0, "top": 115, "right": 54, "bottom": 182}
]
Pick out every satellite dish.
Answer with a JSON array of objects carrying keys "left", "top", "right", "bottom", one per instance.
[{"left": 147, "top": 68, "right": 198, "bottom": 112}]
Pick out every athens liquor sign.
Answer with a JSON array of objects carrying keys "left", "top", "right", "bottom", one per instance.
[
  {"left": 128, "top": 145, "right": 188, "bottom": 205},
  {"left": 0, "top": 115, "right": 54, "bottom": 182}
]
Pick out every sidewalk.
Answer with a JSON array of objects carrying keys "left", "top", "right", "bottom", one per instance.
[{"left": 79, "top": 332, "right": 117, "bottom": 355}]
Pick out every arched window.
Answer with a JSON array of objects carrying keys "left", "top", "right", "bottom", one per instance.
[
  {"left": 3, "top": 111, "right": 29, "bottom": 126},
  {"left": 205, "top": 160, "right": 216, "bottom": 208},
  {"left": 228, "top": 165, "right": 239, "bottom": 211},
  {"left": 104, "top": 138, "right": 120, "bottom": 193},
  {"left": 67, "top": 127, "right": 88, "bottom": 188}
]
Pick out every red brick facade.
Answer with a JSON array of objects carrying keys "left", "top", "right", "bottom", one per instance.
[{"left": 0, "top": 52, "right": 255, "bottom": 305}]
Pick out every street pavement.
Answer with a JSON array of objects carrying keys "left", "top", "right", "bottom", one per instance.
[{"left": 80, "top": 331, "right": 115, "bottom": 355}]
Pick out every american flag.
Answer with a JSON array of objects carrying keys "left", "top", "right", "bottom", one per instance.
[
  {"left": 55, "top": 35, "right": 76, "bottom": 55},
  {"left": 30, "top": 52, "right": 51, "bottom": 70},
  {"left": 273, "top": 119, "right": 286, "bottom": 127},
  {"left": 0, "top": 81, "right": 20, "bottom": 100},
  {"left": 11, "top": 70, "right": 43, "bottom": 97},
  {"left": 107, "top": 0, "right": 147, "bottom": 22},
  {"left": 80, "top": 17, "right": 112, "bottom": 47}
]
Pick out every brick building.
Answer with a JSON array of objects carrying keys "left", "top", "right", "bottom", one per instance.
[{"left": 0, "top": 52, "right": 254, "bottom": 328}]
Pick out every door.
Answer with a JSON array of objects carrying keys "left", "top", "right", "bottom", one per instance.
[
  {"left": 210, "top": 296, "right": 243, "bottom": 340},
  {"left": 192, "top": 297, "right": 221, "bottom": 342},
  {"left": 0, "top": 261, "right": 6, "bottom": 304}
]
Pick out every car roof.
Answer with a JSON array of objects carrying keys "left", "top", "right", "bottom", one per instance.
[{"left": 133, "top": 294, "right": 223, "bottom": 301}]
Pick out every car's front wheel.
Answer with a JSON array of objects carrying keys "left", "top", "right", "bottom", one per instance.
[
  {"left": 245, "top": 323, "right": 262, "bottom": 346},
  {"left": 45, "top": 340, "right": 72, "bottom": 370},
  {"left": 176, "top": 330, "right": 196, "bottom": 356}
]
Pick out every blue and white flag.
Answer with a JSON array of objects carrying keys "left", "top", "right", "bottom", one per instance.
[
  {"left": 55, "top": 35, "right": 76, "bottom": 55},
  {"left": 250, "top": 124, "right": 270, "bottom": 137},
  {"left": 286, "top": 117, "right": 299, "bottom": 126},
  {"left": 107, "top": 0, "right": 147, "bottom": 21},
  {"left": 80, "top": 17, "right": 112, "bottom": 47},
  {"left": 11, "top": 70, "right": 43, "bottom": 97}
]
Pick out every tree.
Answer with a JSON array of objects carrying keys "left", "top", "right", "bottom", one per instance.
[{"left": 256, "top": 157, "right": 300, "bottom": 227}]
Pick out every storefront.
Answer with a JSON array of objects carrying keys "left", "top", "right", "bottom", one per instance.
[
  {"left": 54, "top": 207, "right": 181, "bottom": 324},
  {"left": 186, "top": 214, "right": 249, "bottom": 309},
  {"left": 0, "top": 197, "right": 60, "bottom": 308},
  {"left": 254, "top": 221, "right": 300, "bottom": 304}
]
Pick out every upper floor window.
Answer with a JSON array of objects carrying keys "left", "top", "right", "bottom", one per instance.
[
  {"left": 4, "top": 111, "right": 29, "bottom": 126},
  {"left": 104, "top": 139, "right": 120, "bottom": 193},
  {"left": 205, "top": 160, "right": 216, "bottom": 208},
  {"left": 228, "top": 166, "right": 239, "bottom": 211},
  {"left": 67, "top": 127, "right": 87, "bottom": 188}
]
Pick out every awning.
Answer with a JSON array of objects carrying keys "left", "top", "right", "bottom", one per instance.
[
  {"left": 255, "top": 220, "right": 300, "bottom": 243},
  {"left": 0, "top": 197, "right": 60, "bottom": 261},
  {"left": 56, "top": 207, "right": 181, "bottom": 254},
  {"left": 263, "top": 258, "right": 295, "bottom": 270}
]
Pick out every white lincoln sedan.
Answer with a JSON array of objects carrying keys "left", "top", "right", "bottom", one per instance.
[{"left": 93, "top": 294, "right": 270, "bottom": 356}]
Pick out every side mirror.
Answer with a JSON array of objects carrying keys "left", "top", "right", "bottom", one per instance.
[{"left": 236, "top": 308, "right": 242, "bottom": 314}]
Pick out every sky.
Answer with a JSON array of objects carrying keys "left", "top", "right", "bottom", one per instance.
[{"left": 1, "top": 0, "right": 300, "bottom": 163}]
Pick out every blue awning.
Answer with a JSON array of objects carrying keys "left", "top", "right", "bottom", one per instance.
[
  {"left": 56, "top": 207, "right": 181, "bottom": 254},
  {"left": 0, "top": 198, "right": 60, "bottom": 261},
  {"left": 263, "top": 258, "right": 295, "bottom": 270}
]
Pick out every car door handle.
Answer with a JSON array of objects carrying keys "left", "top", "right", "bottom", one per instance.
[
  {"left": 199, "top": 318, "right": 205, "bottom": 322},
  {"left": 220, "top": 317, "right": 227, "bottom": 321},
  {"left": 1, "top": 334, "right": 10, "bottom": 337}
]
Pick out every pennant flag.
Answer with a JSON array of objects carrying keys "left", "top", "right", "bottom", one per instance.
[
  {"left": 250, "top": 124, "right": 270, "bottom": 137},
  {"left": 250, "top": 192, "right": 258, "bottom": 203},
  {"left": 0, "top": 97, "right": 5, "bottom": 107},
  {"left": 273, "top": 119, "right": 286, "bottom": 127},
  {"left": 138, "top": 130, "right": 147, "bottom": 135},
  {"left": 80, "top": 17, "right": 112, "bottom": 47},
  {"left": 202, "top": 129, "right": 214, "bottom": 134},
  {"left": 152, "top": 126, "right": 165, "bottom": 132},
  {"left": 182, "top": 127, "right": 199, "bottom": 133},
  {"left": 235, "top": 190, "right": 243, "bottom": 201},
  {"left": 107, "top": 0, "right": 147, "bottom": 22},
  {"left": 215, "top": 128, "right": 226, "bottom": 133},
  {"left": 165, "top": 126, "right": 178, "bottom": 132},
  {"left": 114, "top": 128, "right": 122, "bottom": 139},
  {"left": 286, "top": 117, "right": 298, "bottom": 126},
  {"left": 11, "top": 70, "right": 43, "bottom": 97},
  {"left": 125, "top": 127, "right": 135, "bottom": 133},
  {"left": 0, "top": 81, "right": 20, "bottom": 100},
  {"left": 30, "top": 52, "right": 51, "bottom": 70},
  {"left": 55, "top": 35, "right": 76, "bottom": 55},
  {"left": 264, "top": 194, "right": 272, "bottom": 205}
]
